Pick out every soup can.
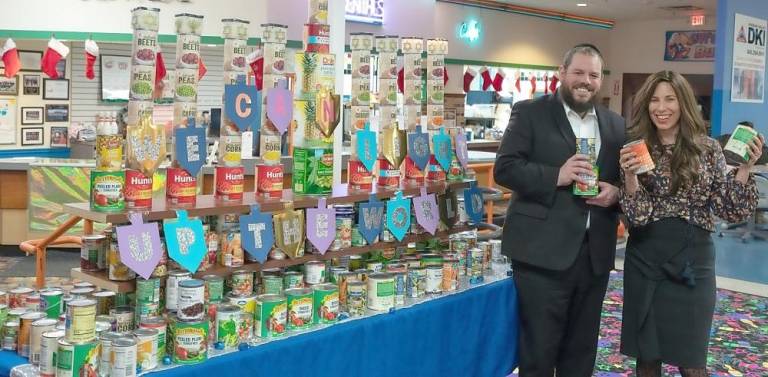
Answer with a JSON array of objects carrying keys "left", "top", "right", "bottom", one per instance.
[
  {"left": 227, "top": 293, "right": 256, "bottom": 316},
  {"left": 24, "top": 294, "right": 41, "bottom": 311},
  {"left": 80, "top": 235, "right": 106, "bottom": 272},
  {"left": 366, "top": 273, "right": 395, "bottom": 312},
  {"left": 108, "top": 240, "right": 137, "bottom": 282},
  {"left": 254, "top": 294, "right": 287, "bottom": 338},
  {"left": 468, "top": 247, "right": 485, "bottom": 285},
  {"left": 348, "top": 159, "right": 373, "bottom": 190},
  {"left": 134, "top": 327, "right": 158, "bottom": 371},
  {"left": 285, "top": 288, "right": 313, "bottom": 331},
  {"left": 39, "top": 329, "right": 64, "bottom": 377},
  {"left": 312, "top": 283, "right": 338, "bottom": 324},
  {"left": 110, "top": 337, "right": 138, "bottom": 377},
  {"left": 177, "top": 279, "right": 205, "bottom": 321},
  {"left": 55, "top": 337, "right": 99, "bottom": 377}
]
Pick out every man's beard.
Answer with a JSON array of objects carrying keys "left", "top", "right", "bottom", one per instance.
[{"left": 560, "top": 84, "right": 597, "bottom": 113}]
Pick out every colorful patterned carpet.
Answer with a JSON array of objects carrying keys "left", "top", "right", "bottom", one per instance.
[{"left": 596, "top": 271, "right": 768, "bottom": 376}]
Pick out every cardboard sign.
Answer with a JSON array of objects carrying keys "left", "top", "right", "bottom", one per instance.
[
  {"left": 306, "top": 198, "right": 336, "bottom": 254},
  {"left": 433, "top": 127, "right": 453, "bottom": 171},
  {"left": 463, "top": 181, "right": 485, "bottom": 225},
  {"left": 163, "top": 210, "right": 207, "bottom": 273},
  {"left": 454, "top": 132, "right": 469, "bottom": 168},
  {"left": 407, "top": 125, "right": 430, "bottom": 171},
  {"left": 274, "top": 205, "right": 305, "bottom": 259},
  {"left": 126, "top": 116, "right": 167, "bottom": 178},
  {"left": 115, "top": 213, "right": 163, "bottom": 280},
  {"left": 266, "top": 86, "right": 292, "bottom": 134},
  {"left": 381, "top": 127, "right": 407, "bottom": 168},
  {"left": 438, "top": 189, "right": 459, "bottom": 229},
  {"left": 386, "top": 191, "right": 411, "bottom": 242},
  {"left": 174, "top": 126, "right": 207, "bottom": 176},
  {"left": 412, "top": 187, "right": 438, "bottom": 235},
  {"left": 316, "top": 89, "right": 341, "bottom": 137},
  {"left": 239, "top": 204, "right": 275, "bottom": 263},
  {"left": 356, "top": 122, "right": 377, "bottom": 172},
  {"left": 358, "top": 193, "right": 385, "bottom": 245},
  {"left": 224, "top": 81, "right": 261, "bottom": 132}
]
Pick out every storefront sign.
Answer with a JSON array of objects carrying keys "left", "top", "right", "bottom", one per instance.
[
  {"left": 346, "top": 0, "right": 384, "bottom": 24},
  {"left": 731, "top": 14, "right": 766, "bottom": 103}
]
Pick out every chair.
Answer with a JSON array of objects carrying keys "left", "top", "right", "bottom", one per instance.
[{"left": 718, "top": 174, "right": 768, "bottom": 242}]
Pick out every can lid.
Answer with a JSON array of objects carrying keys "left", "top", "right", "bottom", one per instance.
[
  {"left": 174, "top": 13, "right": 204, "bottom": 18},
  {"left": 231, "top": 270, "right": 252, "bottom": 275},
  {"left": 283, "top": 271, "right": 302, "bottom": 276},
  {"left": 40, "top": 289, "right": 63, "bottom": 296},
  {"left": 71, "top": 288, "right": 95, "bottom": 295},
  {"left": 20, "top": 311, "right": 45, "bottom": 320},
  {"left": 4, "top": 321, "right": 19, "bottom": 327},
  {"left": 350, "top": 32, "right": 374, "bottom": 36},
  {"left": 32, "top": 318, "right": 57, "bottom": 327},
  {"left": 42, "top": 330, "right": 65, "bottom": 338},
  {"left": 368, "top": 272, "right": 394, "bottom": 280},
  {"left": 113, "top": 337, "right": 138, "bottom": 347},
  {"left": 260, "top": 23, "right": 288, "bottom": 28},
  {"left": 312, "top": 283, "right": 337, "bottom": 292},
  {"left": 221, "top": 18, "right": 250, "bottom": 24},
  {"left": 284, "top": 288, "right": 312, "bottom": 296},
  {"left": 169, "top": 270, "right": 193, "bottom": 277},
  {"left": 216, "top": 304, "right": 240, "bottom": 313},
  {"left": 73, "top": 282, "right": 95, "bottom": 288},
  {"left": 257, "top": 293, "right": 286, "bottom": 303},
  {"left": 133, "top": 328, "right": 158, "bottom": 337},
  {"left": 139, "top": 316, "right": 166, "bottom": 326},
  {"left": 68, "top": 298, "right": 97, "bottom": 307},
  {"left": 9, "top": 308, "right": 28, "bottom": 315},
  {"left": 132, "top": 7, "right": 160, "bottom": 12},
  {"left": 178, "top": 279, "right": 204, "bottom": 289},
  {"left": 82, "top": 235, "right": 107, "bottom": 241},
  {"left": 10, "top": 287, "right": 34, "bottom": 293},
  {"left": 96, "top": 322, "right": 111, "bottom": 332},
  {"left": 92, "top": 290, "right": 116, "bottom": 298},
  {"left": 347, "top": 280, "right": 365, "bottom": 287},
  {"left": 202, "top": 275, "right": 224, "bottom": 281}
]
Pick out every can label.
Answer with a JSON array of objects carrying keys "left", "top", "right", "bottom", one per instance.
[
  {"left": 229, "top": 271, "right": 254, "bottom": 297},
  {"left": 132, "top": 30, "right": 157, "bottom": 65},
  {"left": 130, "top": 64, "right": 155, "bottom": 100},
  {"left": 90, "top": 170, "right": 126, "bottom": 212},
  {"left": 283, "top": 272, "right": 304, "bottom": 290},
  {"left": 178, "top": 284, "right": 205, "bottom": 322},
  {"left": 175, "top": 68, "right": 198, "bottom": 102},
  {"left": 56, "top": 340, "right": 99, "bottom": 377},
  {"left": 308, "top": 0, "right": 329, "bottom": 24},
  {"left": 135, "top": 278, "right": 160, "bottom": 323},
  {"left": 111, "top": 340, "right": 137, "bottom": 377},
  {"left": 407, "top": 268, "right": 425, "bottom": 298},
  {"left": 404, "top": 156, "right": 425, "bottom": 183},
  {"left": 173, "top": 102, "right": 197, "bottom": 127},
  {"left": 393, "top": 273, "right": 406, "bottom": 306},
  {"left": 256, "top": 164, "right": 284, "bottom": 198},
  {"left": 574, "top": 138, "right": 599, "bottom": 196},
  {"left": 111, "top": 308, "right": 134, "bottom": 332},
  {"left": 65, "top": 302, "right": 96, "bottom": 343},
  {"left": 313, "top": 287, "right": 338, "bottom": 324},
  {"left": 96, "top": 135, "right": 123, "bottom": 171},
  {"left": 223, "top": 39, "right": 247, "bottom": 71},
  {"left": 442, "top": 260, "right": 459, "bottom": 291},
  {"left": 216, "top": 308, "right": 242, "bottom": 348},
  {"left": 165, "top": 272, "right": 191, "bottom": 311},
  {"left": 425, "top": 267, "right": 443, "bottom": 294},
  {"left": 255, "top": 298, "right": 287, "bottom": 338},
  {"left": 140, "top": 321, "right": 167, "bottom": 363},
  {"left": 215, "top": 166, "right": 244, "bottom": 201},
  {"left": 218, "top": 135, "right": 242, "bottom": 167},
  {"left": 286, "top": 291, "right": 313, "bottom": 331},
  {"left": 204, "top": 277, "right": 224, "bottom": 303},
  {"left": 170, "top": 319, "right": 208, "bottom": 365},
  {"left": 262, "top": 275, "right": 283, "bottom": 295},
  {"left": 176, "top": 34, "right": 201, "bottom": 69},
  {"left": 109, "top": 243, "right": 136, "bottom": 281},
  {"left": 80, "top": 237, "right": 104, "bottom": 272},
  {"left": 623, "top": 139, "right": 656, "bottom": 174},
  {"left": 228, "top": 294, "right": 256, "bottom": 315},
  {"left": 304, "top": 262, "right": 326, "bottom": 285},
  {"left": 125, "top": 169, "right": 153, "bottom": 209},
  {"left": 292, "top": 147, "right": 333, "bottom": 194},
  {"left": 348, "top": 159, "right": 372, "bottom": 189},
  {"left": 262, "top": 42, "right": 286, "bottom": 75},
  {"left": 135, "top": 331, "right": 158, "bottom": 371},
  {"left": 166, "top": 168, "right": 197, "bottom": 206},
  {"left": 39, "top": 331, "right": 63, "bottom": 377},
  {"left": 260, "top": 133, "right": 282, "bottom": 165},
  {"left": 377, "top": 158, "right": 400, "bottom": 187},
  {"left": 367, "top": 277, "right": 395, "bottom": 311}
]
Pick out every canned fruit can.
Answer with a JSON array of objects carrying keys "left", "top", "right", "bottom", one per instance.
[
  {"left": 425, "top": 266, "right": 443, "bottom": 294},
  {"left": 139, "top": 317, "right": 167, "bottom": 363},
  {"left": 134, "top": 327, "right": 158, "bottom": 371},
  {"left": 19, "top": 312, "right": 45, "bottom": 358},
  {"left": 124, "top": 170, "right": 152, "bottom": 210},
  {"left": 90, "top": 171, "right": 125, "bottom": 212},
  {"left": 377, "top": 158, "right": 400, "bottom": 187},
  {"left": 110, "top": 337, "right": 138, "bottom": 377},
  {"left": 229, "top": 270, "right": 254, "bottom": 297},
  {"left": 202, "top": 275, "right": 224, "bottom": 303},
  {"left": 367, "top": 273, "right": 395, "bottom": 311},
  {"left": 283, "top": 271, "right": 304, "bottom": 290},
  {"left": 166, "top": 167, "right": 197, "bottom": 206},
  {"left": 312, "top": 284, "right": 338, "bottom": 324},
  {"left": 175, "top": 34, "right": 201, "bottom": 69},
  {"left": 623, "top": 139, "right": 656, "bottom": 174},
  {"left": 131, "top": 30, "right": 157, "bottom": 65},
  {"left": 407, "top": 266, "right": 426, "bottom": 298},
  {"left": 254, "top": 294, "right": 287, "bottom": 338},
  {"left": 111, "top": 307, "right": 134, "bottom": 332},
  {"left": 215, "top": 304, "right": 243, "bottom": 348},
  {"left": 256, "top": 164, "right": 284, "bottom": 198},
  {"left": 166, "top": 270, "right": 192, "bottom": 311},
  {"left": 178, "top": 279, "right": 205, "bottom": 321},
  {"left": 92, "top": 291, "right": 115, "bottom": 316},
  {"left": 304, "top": 261, "right": 326, "bottom": 285},
  {"left": 130, "top": 64, "right": 155, "bottom": 100},
  {"left": 215, "top": 166, "right": 244, "bottom": 202},
  {"left": 285, "top": 288, "right": 313, "bottom": 331},
  {"left": 169, "top": 317, "right": 208, "bottom": 365},
  {"left": 292, "top": 147, "right": 333, "bottom": 194},
  {"left": 65, "top": 299, "right": 96, "bottom": 343},
  {"left": 96, "top": 135, "right": 123, "bottom": 171},
  {"left": 55, "top": 338, "right": 99, "bottom": 377},
  {"left": 219, "top": 230, "right": 244, "bottom": 268},
  {"left": 347, "top": 159, "right": 373, "bottom": 190},
  {"left": 39, "top": 330, "right": 64, "bottom": 377},
  {"left": 40, "top": 289, "right": 63, "bottom": 319}
]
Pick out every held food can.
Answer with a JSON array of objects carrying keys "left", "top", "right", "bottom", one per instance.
[
  {"left": 9, "top": 287, "right": 34, "bottom": 309},
  {"left": 256, "top": 164, "right": 284, "bottom": 199},
  {"left": 65, "top": 299, "right": 96, "bottom": 343},
  {"left": 425, "top": 266, "right": 443, "bottom": 294},
  {"left": 166, "top": 168, "right": 197, "bottom": 206},
  {"left": 724, "top": 124, "right": 759, "bottom": 162},
  {"left": 283, "top": 271, "right": 304, "bottom": 290},
  {"left": 215, "top": 166, "right": 244, "bottom": 202},
  {"left": 254, "top": 294, "right": 287, "bottom": 338},
  {"left": 202, "top": 275, "right": 224, "bottom": 303},
  {"left": 442, "top": 257, "right": 459, "bottom": 292},
  {"left": 3, "top": 321, "right": 19, "bottom": 351},
  {"left": 133, "top": 327, "right": 158, "bottom": 371},
  {"left": 346, "top": 281, "right": 366, "bottom": 317},
  {"left": 177, "top": 279, "right": 205, "bottom": 321},
  {"left": 623, "top": 139, "right": 656, "bottom": 174},
  {"left": 98, "top": 331, "right": 122, "bottom": 376},
  {"left": 92, "top": 291, "right": 115, "bottom": 316},
  {"left": 18, "top": 312, "right": 45, "bottom": 357},
  {"left": 139, "top": 317, "right": 167, "bottom": 362},
  {"left": 30, "top": 318, "right": 57, "bottom": 364},
  {"left": 407, "top": 266, "right": 426, "bottom": 298},
  {"left": 55, "top": 338, "right": 100, "bottom": 377},
  {"left": 90, "top": 171, "right": 125, "bottom": 212},
  {"left": 39, "top": 330, "right": 64, "bottom": 377},
  {"left": 125, "top": 170, "right": 153, "bottom": 210},
  {"left": 96, "top": 134, "right": 123, "bottom": 171},
  {"left": 169, "top": 317, "right": 208, "bottom": 365},
  {"left": 574, "top": 138, "right": 599, "bottom": 196},
  {"left": 166, "top": 270, "right": 192, "bottom": 311},
  {"left": 229, "top": 270, "right": 254, "bottom": 296},
  {"left": 40, "top": 289, "right": 63, "bottom": 319},
  {"left": 110, "top": 337, "right": 138, "bottom": 377},
  {"left": 285, "top": 288, "right": 313, "bottom": 331},
  {"left": 312, "top": 284, "right": 338, "bottom": 324},
  {"left": 304, "top": 261, "right": 326, "bottom": 285},
  {"left": 367, "top": 273, "right": 395, "bottom": 311},
  {"left": 215, "top": 304, "right": 242, "bottom": 348},
  {"left": 111, "top": 307, "right": 134, "bottom": 332}
]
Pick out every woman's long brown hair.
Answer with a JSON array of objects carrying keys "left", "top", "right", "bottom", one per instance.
[{"left": 628, "top": 70, "right": 708, "bottom": 193}]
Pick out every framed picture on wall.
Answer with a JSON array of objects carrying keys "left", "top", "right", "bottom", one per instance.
[
  {"left": 21, "top": 107, "right": 44, "bottom": 125},
  {"left": 43, "top": 78, "right": 69, "bottom": 100},
  {"left": 45, "top": 104, "right": 69, "bottom": 122},
  {"left": 50, "top": 126, "right": 69, "bottom": 148},
  {"left": 21, "top": 127, "right": 44, "bottom": 146},
  {"left": 0, "top": 75, "right": 18, "bottom": 95},
  {"left": 23, "top": 74, "right": 41, "bottom": 95},
  {"left": 19, "top": 51, "right": 42, "bottom": 72}
]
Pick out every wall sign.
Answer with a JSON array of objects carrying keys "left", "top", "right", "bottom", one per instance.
[
  {"left": 664, "top": 30, "right": 715, "bottom": 61},
  {"left": 346, "top": 0, "right": 384, "bottom": 24},
  {"left": 459, "top": 20, "right": 481, "bottom": 43},
  {"left": 731, "top": 14, "right": 766, "bottom": 103}
]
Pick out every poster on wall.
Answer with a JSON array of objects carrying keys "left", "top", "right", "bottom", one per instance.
[
  {"left": 664, "top": 30, "right": 715, "bottom": 61},
  {"left": 100, "top": 55, "right": 130, "bottom": 101},
  {"left": 0, "top": 99, "right": 17, "bottom": 144},
  {"left": 731, "top": 13, "right": 766, "bottom": 103}
]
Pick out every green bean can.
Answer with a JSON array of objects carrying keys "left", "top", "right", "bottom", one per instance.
[
  {"left": 312, "top": 284, "right": 338, "bottom": 324},
  {"left": 56, "top": 338, "right": 100, "bottom": 377},
  {"left": 285, "top": 288, "right": 313, "bottom": 331},
  {"left": 254, "top": 294, "right": 287, "bottom": 338}
]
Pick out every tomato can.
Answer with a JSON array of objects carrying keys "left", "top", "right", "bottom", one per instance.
[
  {"left": 215, "top": 166, "right": 244, "bottom": 202},
  {"left": 229, "top": 270, "right": 254, "bottom": 297},
  {"left": 285, "top": 288, "right": 313, "bottom": 331},
  {"left": 90, "top": 170, "right": 126, "bottom": 212},
  {"left": 18, "top": 312, "right": 45, "bottom": 357},
  {"left": 39, "top": 330, "right": 64, "bottom": 377},
  {"left": 304, "top": 261, "right": 326, "bottom": 285},
  {"left": 9, "top": 287, "right": 33, "bottom": 309},
  {"left": 283, "top": 271, "right": 304, "bottom": 290},
  {"left": 177, "top": 279, "right": 205, "bottom": 321},
  {"left": 125, "top": 169, "right": 153, "bottom": 210},
  {"left": 254, "top": 294, "right": 287, "bottom": 338},
  {"left": 348, "top": 159, "right": 373, "bottom": 190},
  {"left": 377, "top": 157, "right": 400, "bottom": 187},
  {"left": 55, "top": 337, "right": 100, "bottom": 377},
  {"left": 367, "top": 272, "right": 395, "bottom": 311},
  {"left": 65, "top": 299, "right": 96, "bottom": 343},
  {"left": 96, "top": 134, "right": 123, "bottom": 171},
  {"left": 312, "top": 283, "right": 338, "bottom": 324},
  {"left": 303, "top": 23, "right": 330, "bottom": 53},
  {"left": 256, "top": 164, "right": 284, "bottom": 198},
  {"left": 92, "top": 291, "right": 115, "bottom": 316},
  {"left": 166, "top": 167, "right": 197, "bottom": 207},
  {"left": 404, "top": 156, "right": 425, "bottom": 183},
  {"left": 134, "top": 327, "right": 158, "bottom": 371},
  {"left": 623, "top": 139, "right": 656, "bottom": 174},
  {"left": 166, "top": 270, "right": 192, "bottom": 311},
  {"left": 202, "top": 275, "right": 224, "bottom": 304},
  {"left": 169, "top": 317, "right": 208, "bottom": 364},
  {"left": 110, "top": 337, "right": 138, "bottom": 377}
]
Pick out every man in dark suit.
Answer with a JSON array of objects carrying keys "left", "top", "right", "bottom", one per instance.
[{"left": 494, "top": 44, "right": 625, "bottom": 377}]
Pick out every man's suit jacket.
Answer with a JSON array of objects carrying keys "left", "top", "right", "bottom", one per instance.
[{"left": 493, "top": 92, "right": 626, "bottom": 274}]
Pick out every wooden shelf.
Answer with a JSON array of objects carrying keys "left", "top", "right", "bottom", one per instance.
[
  {"left": 65, "top": 180, "right": 473, "bottom": 224},
  {"left": 70, "top": 226, "right": 471, "bottom": 293}
]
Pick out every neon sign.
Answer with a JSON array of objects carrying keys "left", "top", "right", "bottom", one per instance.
[
  {"left": 346, "top": 0, "right": 384, "bottom": 24},
  {"left": 459, "top": 20, "right": 481, "bottom": 43}
]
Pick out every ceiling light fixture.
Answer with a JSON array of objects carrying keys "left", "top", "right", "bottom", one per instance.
[{"left": 577, "top": 3, "right": 588, "bottom": 7}]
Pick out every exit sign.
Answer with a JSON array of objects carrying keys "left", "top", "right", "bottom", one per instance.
[
  {"left": 346, "top": 0, "right": 384, "bottom": 24},
  {"left": 691, "top": 15, "right": 705, "bottom": 26}
]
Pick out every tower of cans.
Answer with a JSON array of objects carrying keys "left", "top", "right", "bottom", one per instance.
[
  {"left": 425, "top": 38, "right": 454, "bottom": 182},
  {"left": 401, "top": 37, "right": 424, "bottom": 131},
  {"left": 218, "top": 19, "right": 249, "bottom": 168},
  {"left": 127, "top": 7, "right": 160, "bottom": 126},
  {"left": 346, "top": 33, "right": 377, "bottom": 191},
  {"left": 376, "top": 36, "right": 400, "bottom": 130}
]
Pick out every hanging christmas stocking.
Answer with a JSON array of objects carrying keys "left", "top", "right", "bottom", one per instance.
[
  {"left": 463, "top": 67, "right": 476, "bottom": 93},
  {"left": 198, "top": 55, "right": 207, "bottom": 80},
  {"left": 549, "top": 74, "right": 559, "bottom": 93},
  {"left": 247, "top": 49, "right": 263, "bottom": 90},
  {"left": 480, "top": 67, "right": 493, "bottom": 91},
  {"left": 443, "top": 67, "right": 449, "bottom": 86},
  {"left": 530, "top": 75, "right": 537, "bottom": 96},
  {"left": 84, "top": 39, "right": 99, "bottom": 80},
  {"left": 544, "top": 75, "right": 549, "bottom": 94},
  {"left": 41, "top": 38, "right": 70, "bottom": 79},
  {"left": 514, "top": 72, "right": 521, "bottom": 93},
  {"left": 155, "top": 48, "right": 166, "bottom": 86},
  {"left": 397, "top": 67, "right": 404, "bottom": 93},
  {"left": 1, "top": 39, "right": 20, "bottom": 78},
  {"left": 492, "top": 69, "right": 505, "bottom": 91}
]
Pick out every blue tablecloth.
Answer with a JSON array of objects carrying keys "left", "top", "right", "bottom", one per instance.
[{"left": 1, "top": 278, "right": 518, "bottom": 377}]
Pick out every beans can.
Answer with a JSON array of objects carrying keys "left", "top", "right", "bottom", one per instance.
[
  {"left": 283, "top": 271, "right": 304, "bottom": 289},
  {"left": 468, "top": 247, "right": 485, "bottom": 285},
  {"left": 377, "top": 157, "right": 400, "bottom": 187},
  {"left": 254, "top": 294, "right": 287, "bottom": 338},
  {"left": 256, "top": 164, "right": 284, "bottom": 198},
  {"left": 312, "top": 284, "right": 338, "bottom": 324},
  {"left": 166, "top": 270, "right": 192, "bottom": 311},
  {"left": 215, "top": 166, "right": 244, "bottom": 202},
  {"left": 261, "top": 270, "right": 284, "bottom": 295},
  {"left": 304, "top": 261, "right": 326, "bottom": 285},
  {"left": 65, "top": 299, "right": 96, "bottom": 343},
  {"left": 92, "top": 291, "right": 115, "bottom": 316},
  {"left": 407, "top": 266, "right": 426, "bottom": 298},
  {"left": 346, "top": 281, "right": 366, "bottom": 317},
  {"left": 110, "top": 337, "right": 138, "bottom": 377},
  {"left": 348, "top": 159, "right": 373, "bottom": 190},
  {"left": 39, "top": 330, "right": 64, "bottom": 377},
  {"left": 442, "top": 257, "right": 459, "bottom": 292},
  {"left": 96, "top": 134, "right": 123, "bottom": 172},
  {"left": 166, "top": 167, "right": 197, "bottom": 207},
  {"left": 9, "top": 287, "right": 33, "bottom": 309},
  {"left": 202, "top": 275, "right": 224, "bottom": 303},
  {"left": 56, "top": 338, "right": 99, "bottom": 377},
  {"left": 2, "top": 321, "right": 19, "bottom": 351},
  {"left": 90, "top": 171, "right": 125, "bottom": 212},
  {"left": 111, "top": 307, "right": 134, "bottom": 332},
  {"left": 39, "top": 290, "right": 62, "bottom": 319},
  {"left": 367, "top": 273, "right": 395, "bottom": 311},
  {"left": 219, "top": 229, "right": 243, "bottom": 267},
  {"left": 178, "top": 279, "right": 205, "bottom": 321},
  {"left": 229, "top": 270, "right": 254, "bottom": 297},
  {"left": 215, "top": 304, "right": 242, "bottom": 348},
  {"left": 227, "top": 293, "right": 256, "bottom": 316},
  {"left": 135, "top": 278, "right": 160, "bottom": 324},
  {"left": 139, "top": 317, "right": 166, "bottom": 362},
  {"left": 169, "top": 317, "right": 208, "bottom": 365},
  {"left": 18, "top": 313, "right": 45, "bottom": 358},
  {"left": 133, "top": 327, "right": 158, "bottom": 371},
  {"left": 285, "top": 288, "right": 313, "bottom": 331},
  {"left": 124, "top": 169, "right": 152, "bottom": 210}
]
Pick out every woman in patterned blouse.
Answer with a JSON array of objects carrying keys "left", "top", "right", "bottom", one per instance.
[{"left": 618, "top": 70, "right": 763, "bottom": 377}]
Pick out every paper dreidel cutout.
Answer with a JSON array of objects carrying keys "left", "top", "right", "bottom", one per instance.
[
  {"left": 306, "top": 198, "right": 336, "bottom": 254},
  {"left": 273, "top": 204, "right": 305, "bottom": 259},
  {"left": 239, "top": 204, "right": 274, "bottom": 263},
  {"left": 407, "top": 125, "right": 431, "bottom": 171},
  {"left": 463, "top": 181, "right": 485, "bottom": 225},
  {"left": 438, "top": 189, "right": 459, "bottom": 229},
  {"left": 433, "top": 128, "right": 453, "bottom": 171},
  {"left": 316, "top": 89, "right": 341, "bottom": 138},
  {"left": 386, "top": 191, "right": 411, "bottom": 242},
  {"left": 174, "top": 126, "right": 207, "bottom": 176},
  {"left": 358, "top": 193, "right": 385, "bottom": 245},
  {"left": 454, "top": 132, "right": 469, "bottom": 168},
  {"left": 163, "top": 210, "right": 207, "bottom": 273},
  {"left": 356, "top": 122, "right": 377, "bottom": 172},
  {"left": 267, "top": 86, "right": 293, "bottom": 135},
  {"left": 115, "top": 212, "right": 163, "bottom": 279},
  {"left": 224, "top": 81, "right": 261, "bottom": 132},
  {"left": 413, "top": 187, "right": 439, "bottom": 235},
  {"left": 381, "top": 127, "right": 407, "bottom": 168},
  {"left": 126, "top": 116, "right": 167, "bottom": 178}
]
